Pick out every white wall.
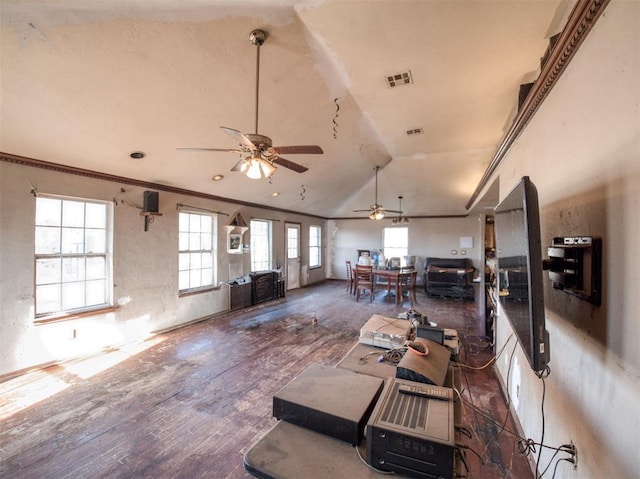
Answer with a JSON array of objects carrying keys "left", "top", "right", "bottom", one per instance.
[
  {"left": 328, "top": 215, "right": 483, "bottom": 283},
  {"left": 491, "top": 2, "right": 639, "bottom": 478},
  {"left": 0, "top": 161, "right": 327, "bottom": 377}
]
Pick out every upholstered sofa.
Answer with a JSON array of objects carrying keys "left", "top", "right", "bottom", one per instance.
[{"left": 423, "top": 257, "right": 476, "bottom": 299}]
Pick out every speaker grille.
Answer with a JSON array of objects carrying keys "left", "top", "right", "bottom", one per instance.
[{"left": 380, "top": 383, "right": 428, "bottom": 431}]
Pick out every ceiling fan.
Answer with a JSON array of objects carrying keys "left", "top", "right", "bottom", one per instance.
[
  {"left": 177, "top": 29, "right": 323, "bottom": 179},
  {"left": 353, "top": 166, "right": 402, "bottom": 220}
]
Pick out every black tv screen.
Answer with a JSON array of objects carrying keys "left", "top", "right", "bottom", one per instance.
[{"left": 494, "top": 176, "right": 550, "bottom": 372}]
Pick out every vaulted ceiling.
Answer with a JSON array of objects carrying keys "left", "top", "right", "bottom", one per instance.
[{"left": 0, "top": 0, "right": 572, "bottom": 218}]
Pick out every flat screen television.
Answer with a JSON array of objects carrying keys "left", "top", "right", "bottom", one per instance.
[{"left": 494, "top": 176, "right": 550, "bottom": 373}]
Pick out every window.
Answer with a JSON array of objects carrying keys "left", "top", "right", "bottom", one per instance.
[
  {"left": 35, "top": 195, "right": 112, "bottom": 317},
  {"left": 287, "top": 226, "right": 299, "bottom": 260},
  {"left": 250, "top": 219, "right": 272, "bottom": 271},
  {"left": 178, "top": 211, "right": 217, "bottom": 292},
  {"left": 309, "top": 225, "right": 321, "bottom": 268},
  {"left": 383, "top": 226, "right": 408, "bottom": 259}
]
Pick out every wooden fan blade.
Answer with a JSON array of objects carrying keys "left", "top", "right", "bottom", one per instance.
[
  {"left": 221, "top": 126, "right": 256, "bottom": 149},
  {"left": 271, "top": 145, "right": 323, "bottom": 155},
  {"left": 271, "top": 156, "right": 308, "bottom": 173},
  {"left": 177, "top": 147, "right": 243, "bottom": 153},
  {"left": 353, "top": 209, "right": 373, "bottom": 213},
  {"left": 383, "top": 209, "right": 403, "bottom": 214}
]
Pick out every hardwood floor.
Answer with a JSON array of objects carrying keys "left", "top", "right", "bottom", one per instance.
[{"left": 0, "top": 280, "right": 534, "bottom": 479}]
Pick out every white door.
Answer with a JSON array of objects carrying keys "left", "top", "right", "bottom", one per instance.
[{"left": 286, "top": 223, "right": 301, "bottom": 290}]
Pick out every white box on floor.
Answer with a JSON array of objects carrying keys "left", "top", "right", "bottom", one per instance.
[{"left": 358, "top": 314, "right": 412, "bottom": 349}]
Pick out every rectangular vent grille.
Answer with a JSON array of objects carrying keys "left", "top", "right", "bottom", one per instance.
[
  {"left": 386, "top": 70, "right": 413, "bottom": 88},
  {"left": 380, "top": 385, "right": 429, "bottom": 432},
  {"left": 406, "top": 128, "right": 423, "bottom": 136}
]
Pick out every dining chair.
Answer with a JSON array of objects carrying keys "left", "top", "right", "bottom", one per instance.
[
  {"left": 345, "top": 260, "right": 354, "bottom": 294},
  {"left": 355, "top": 265, "right": 375, "bottom": 302},
  {"left": 399, "top": 269, "right": 417, "bottom": 306}
]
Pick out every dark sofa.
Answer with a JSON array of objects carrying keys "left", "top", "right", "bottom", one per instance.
[{"left": 423, "top": 257, "right": 476, "bottom": 299}]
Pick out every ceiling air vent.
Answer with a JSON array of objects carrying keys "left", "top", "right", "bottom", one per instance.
[
  {"left": 406, "top": 128, "right": 423, "bottom": 136},
  {"left": 386, "top": 70, "right": 413, "bottom": 88}
]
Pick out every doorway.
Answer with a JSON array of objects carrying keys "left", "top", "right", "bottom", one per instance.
[{"left": 285, "top": 223, "right": 301, "bottom": 290}]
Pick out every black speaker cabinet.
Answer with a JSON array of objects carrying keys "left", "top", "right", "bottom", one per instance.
[{"left": 143, "top": 191, "right": 159, "bottom": 213}]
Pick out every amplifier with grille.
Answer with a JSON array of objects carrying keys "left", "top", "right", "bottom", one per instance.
[{"left": 366, "top": 377, "right": 455, "bottom": 478}]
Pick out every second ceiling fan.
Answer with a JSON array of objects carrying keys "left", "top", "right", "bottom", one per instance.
[
  {"left": 178, "top": 29, "right": 323, "bottom": 179},
  {"left": 353, "top": 166, "right": 402, "bottom": 220}
]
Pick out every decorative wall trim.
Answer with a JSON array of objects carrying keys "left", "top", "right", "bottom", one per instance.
[
  {"left": 465, "top": 0, "right": 611, "bottom": 210},
  {"left": 0, "top": 151, "right": 327, "bottom": 220}
]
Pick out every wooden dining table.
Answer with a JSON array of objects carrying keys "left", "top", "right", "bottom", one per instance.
[{"left": 372, "top": 268, "right": 405, "bottom": 304}]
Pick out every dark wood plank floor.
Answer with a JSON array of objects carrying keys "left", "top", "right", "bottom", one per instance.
[{"left": 0, "top": 280, "right": 535, "bottom": 479}]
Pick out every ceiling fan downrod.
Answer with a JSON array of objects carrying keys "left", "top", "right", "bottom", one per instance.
[{"left": 249, "top": 29, "right": 266, "bottom": 135}]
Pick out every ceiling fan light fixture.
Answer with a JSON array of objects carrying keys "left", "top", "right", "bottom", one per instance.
[
  {"left": 241, "top": 157, "right": 276, "bottom": 179},
  {"left": 370, "top": 209, "right": 385, "bottom": 220}
]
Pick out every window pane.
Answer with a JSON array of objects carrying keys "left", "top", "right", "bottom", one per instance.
[
  {"left": 36, "top": 284, "right": 61, "bottom": 314},
  {"left": 179, "top": 213, "right": 190, "bottom": 231},
  {"left": 178, "top": 270, "right": 190, "bottom": 290},
  {"left": 189, "top": 232, "right": 201, "bottom": 251},
  {"left": 36, "top": 258, "right": 61, "bottom": 285},
  {"left": 201, "top": 232, "right": 212, "bottom": 250},
  {"left": 36, "top": 197, "right": 61, "bottom": 226},
  {"left": 85, "top": 202, "right": 106, "bottom": 228},
  {"left": 35, "top": 226, "right": 61, "bottom": 254},
  {"left": 200, "top": 215, "right": 212, "bottom": 233},
  {"left": 179, "top": 252, "right": 190, "bottom": 271},
  {"left": 86, "top": 279, "right": 106, "bottom": 305},
  {"left": 383, "top": 227, "right": 408, "bottom": 259},
  {"left": 201, "top": 268, "right": 213, "bottom": 285},
  {"left": 85, "top": 228, "right": 106, "bottom": 253},
  {"left": 190, "top": 269, "right": 202, "bottom": 288},
  {"left": 62, "top": 257, "right": 85, "bottom": 282},
  {"left": 178, "top": 232, "right": 189, "bottom": 251},
  {"left": 202, "top": 252, "right": 213, "bottom": 269},
  {"left": 62, "top": 201, "right": 85, "bottom": 227},
  {"left": 61, "top": 281, "right": 85, "bottom": 310},
  {"left": 62, "top": 227, "right": 85, "bottom": 254},
  {"left": 86, "top": 257, "right": 106, "bottom": 280},
  {"left": 190, "top": 252, "right": 202, "bottom": 269}
]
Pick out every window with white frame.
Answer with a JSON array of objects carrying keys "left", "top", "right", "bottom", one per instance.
[
  {"left": 34, "top": 195, "right": 112, "bottom": 318},
  {"left": 309, "top": 225, "right": 321, "bottom": 268},
  {"left": 383, "top": 226, "right": 408, "bottom": 259},
  {"left": 250, "top": 219, "right": 272, "bottom": 271},
  {"left": 178, "top": 211, "right": 217, "bottom": 292}
]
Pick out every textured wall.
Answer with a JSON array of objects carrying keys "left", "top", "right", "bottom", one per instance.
[{"left": 491, "top": 2, "right": 639, "bottom": 477}]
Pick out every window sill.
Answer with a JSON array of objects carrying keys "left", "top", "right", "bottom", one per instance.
[
  {"left": 178, "top": 285, "right": 221, "bottom": 298},
  {"left": 35, "top": 305, "right": 120, "bottom": 325}
]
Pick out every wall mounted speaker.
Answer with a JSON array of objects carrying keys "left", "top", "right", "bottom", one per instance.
[{"left": 143, "top": 191, "right": 159, "bottom": 213}]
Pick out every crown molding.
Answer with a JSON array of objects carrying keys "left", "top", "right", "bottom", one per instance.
[
  {"left": 466, "top": 0, "right": 611, "bottom": 210},
  {"left": 0, "top": 152, "right": 328, "bottom": 220}
]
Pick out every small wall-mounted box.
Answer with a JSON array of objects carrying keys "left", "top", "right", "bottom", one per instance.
[{"left": 545, "top": 236, "right": 602, "bottom": 305}]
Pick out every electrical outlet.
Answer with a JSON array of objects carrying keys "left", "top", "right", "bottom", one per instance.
[{"left": 569, "top": 441, "right": 578, "bottom": 469}]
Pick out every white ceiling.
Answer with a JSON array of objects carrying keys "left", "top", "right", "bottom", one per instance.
[{"left": 0, "top": 0, "right": 572, "bottom": 218}]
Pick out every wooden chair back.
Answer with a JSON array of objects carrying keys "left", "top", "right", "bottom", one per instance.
[
  {"left": 354, "top": 265, "right": 374, "bottom": 302},
  {"left": 345, "top": 260, "right": 354, "bottom": 294}
]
